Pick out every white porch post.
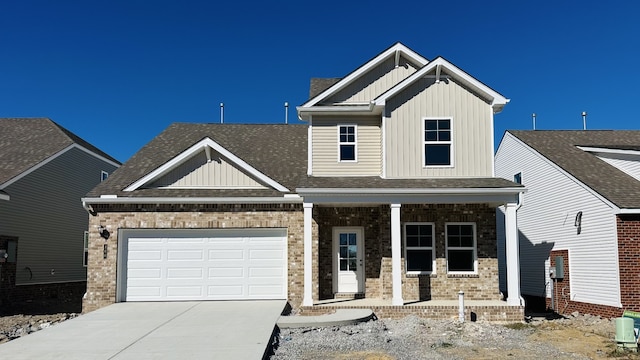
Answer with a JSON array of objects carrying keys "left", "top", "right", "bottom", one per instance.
[
  {"left": 390, "top": 203, "right": 403, "bottom": 306},
  {"left": 303, "top": 202, "right": 314, "bottom": 306},
  {"left": 504, "top": 202, "right": 522, "bottom": 306}
]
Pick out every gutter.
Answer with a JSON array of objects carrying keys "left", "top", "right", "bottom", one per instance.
[
  {"left": 81, "top": 195, "right": 304, "bottom": 205},
  {"left": 296, "top": 187, "right": 526, "bottom": 195},
  {"left": 297, "top": 101, "right": 378, "bottom": 121}
]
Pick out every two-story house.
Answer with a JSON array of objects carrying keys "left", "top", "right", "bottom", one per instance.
[
  {"left": 81, "top": 43, "right": 524, "bottom": 321},
  {"left": 0, "top": 118, "right": 120, "bottom": 313}
]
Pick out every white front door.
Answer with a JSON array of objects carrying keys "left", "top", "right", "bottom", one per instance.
[{"left": 333, "top": 227, "right": 364, "bottom": 294}]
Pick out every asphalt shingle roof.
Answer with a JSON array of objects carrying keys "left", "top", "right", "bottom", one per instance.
[
  {"left": 87, "top": 123, "right": 309, "bottom": 197},
  {"left": 0, "top": 118, "right": 119, "bottom": 185},
  {"left": 297, "top": 176, "right": 519, "bottom": 189},
  {"left": 508, "top": 130, "right": 640, "bottom": 209}
]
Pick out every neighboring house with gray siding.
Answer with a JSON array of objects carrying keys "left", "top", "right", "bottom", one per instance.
[
  {"left": 496, "top": 130, "right": 640, "bottom": 318},
  {"left": 82, "top": 43, "right": 525, "bottom": 321},
  {"left": 0, "top": 118, "right": 120, "bottom": 311}
]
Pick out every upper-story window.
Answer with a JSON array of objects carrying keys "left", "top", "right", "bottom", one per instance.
[
  {"left": 424, "top": 119, "right": 452, "bottom": 167},
  {"left": 101, "top": 171, "right": 109, "bottom": 182},
  {"left": 338, "top": 125, "right": 356, "bottom": 161}
]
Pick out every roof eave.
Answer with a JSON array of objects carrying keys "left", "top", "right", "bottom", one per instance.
[{"left": 297, "top": 102, "right": 380, "bottom": 121}]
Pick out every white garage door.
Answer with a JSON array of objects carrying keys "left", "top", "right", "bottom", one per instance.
[{"left": 118, "top": 228, "right": 287, "bottom": 301}]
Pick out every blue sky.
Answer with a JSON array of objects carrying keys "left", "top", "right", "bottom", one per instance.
[{"left": 2, "top": 1, "right": 639, "bottom": 162}]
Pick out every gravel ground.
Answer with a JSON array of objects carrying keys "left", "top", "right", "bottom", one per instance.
[
  {"left": 271, "top": 313, "right": 637, "bottom": 360},
  {"left": 0, "top": 313, "right": 79, "bottom": 343}
]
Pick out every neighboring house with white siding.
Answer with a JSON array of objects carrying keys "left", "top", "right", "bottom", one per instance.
[
  {"left": 0, "top": 118, "right": 120, "bottom": 312},
  {"left": 82, "top": 43, "right": 525, "bottom": 321},
  {"left": 496, "top": 130, "right": 640, "bottom": 318}
]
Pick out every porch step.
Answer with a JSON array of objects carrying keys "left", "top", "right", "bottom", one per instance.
[{"left": 277, "top": 309, "right": 374, "bottom": 329}]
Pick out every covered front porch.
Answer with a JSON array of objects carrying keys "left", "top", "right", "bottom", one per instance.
[{"left": 296, "top": 178, "right": 524, "bottom": 321}]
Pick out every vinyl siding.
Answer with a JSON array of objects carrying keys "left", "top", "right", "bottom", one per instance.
[
  {"left": 325, "top": 56, "right": 419, "bottom": 104},
  {"left": 595, "top": 153, "right": 640, "bottom": 182},
  {"left": 0, "top": 147, "right": 118, "bottom": 285},
  {"left": 311, "top": 116, "right": 381, "bottom": 176},
  {"left": 385, "top": 77, "right": 493, "bottom": 178},
  {"left": 495, "top": 133, "right": 621, "bottom": 308},
  {"left": 149, "top": 151, "right": 265, "bottom": 188}
]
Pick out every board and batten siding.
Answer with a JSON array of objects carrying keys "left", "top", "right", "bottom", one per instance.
[
  {"left": 311, "top": 116, "right": 381, "bottom": 176},
  {"left": 495, "top": 133, "right": 621, "bottom": 308},
  {"left": 150, "top": 151, "right": 265, "bottom": 189},
  {"left": 384, "top": 77, "right": 493, "bottom": 178},
  {"left": 0, "top": 147, "right": 119, "bottom": 285},
  {"left": 325, "top": 56, "right": 419, "bottom": 104}
]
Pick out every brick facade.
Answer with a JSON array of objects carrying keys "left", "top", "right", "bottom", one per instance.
[
  {"left": 314, "top": 204, "right": 501, "bottom": 303},
  {"left": 84, "top": 202, "right": 507, "bottom": 319},
  {"left": 83, "top": 203, "right": 308, "bottom": 313}
]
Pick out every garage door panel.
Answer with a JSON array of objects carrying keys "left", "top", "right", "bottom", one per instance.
[{"left": 123, "top": 229, "right": 286, "bottom": 301}]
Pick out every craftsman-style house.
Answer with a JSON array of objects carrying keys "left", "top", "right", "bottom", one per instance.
[{"left": 82, "top": 43, "right": 524, "bottom": 321}]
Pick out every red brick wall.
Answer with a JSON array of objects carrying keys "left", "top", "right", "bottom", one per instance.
[{"left": 618, "top": 214, "right": 640, "bottom": 313}]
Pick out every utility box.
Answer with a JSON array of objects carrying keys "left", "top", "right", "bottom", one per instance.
[{"left": 554, "top": 256, "right": 564, "bottom": 279}]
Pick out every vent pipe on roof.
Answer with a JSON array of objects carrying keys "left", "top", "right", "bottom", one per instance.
[
  {"left": 582, "top": 111, "right": 587, "bottom": 130},
  {"left": 532, "top": 113, "right": 537, "bottom": 130},
  {"left": 285, "top": 102, "right": 289, "bottom": 124},
  {"left": 220, "top": 103, "right": 224, "bottom": 124}
]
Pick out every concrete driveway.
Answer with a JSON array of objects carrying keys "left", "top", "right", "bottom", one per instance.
[{"left": 0, "top": 300, "right": 286, "bottom": 360}]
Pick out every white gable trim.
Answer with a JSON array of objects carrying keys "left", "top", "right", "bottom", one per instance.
[
  {"left": 0, "top": 144, "right": 119, "bottom": 190},
  {"left": 577, "top": 146, "right": 640, "bottom": 156},
  {"left": 499, "top": 132, "right": 621, "bottom": 212},
  {"left": 299, "top": 43, "right": 429, "bottom": 110},
  {"left": 123, "top": 138, "right": 290, "bottom": 193},
  {"left": 374, "top": 57, "right": 509, "bottom": 113}
]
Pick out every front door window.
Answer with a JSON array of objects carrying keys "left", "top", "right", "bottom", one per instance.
[{"left": 333, "top": 227, "right": 364, "bottom": 294}]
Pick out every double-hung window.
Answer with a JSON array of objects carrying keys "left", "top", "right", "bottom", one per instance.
[
  {"left": 446, "top": 223, "right": 476, "bottom": 273},
  {"left": 404, "top": 223, "right": 435, "bottom": 273},
  {"left": 338, "top": 125, "right": 356, "bottom": 161},
  {"left": 424, "top": 119, "right": 452, "bottom": 166}
]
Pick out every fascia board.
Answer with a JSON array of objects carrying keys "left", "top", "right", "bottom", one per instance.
[
  {"left": 616, "top": 208, "right": 640, "bottom": 214},
  {"left": 123, "top": 137, "right": 290, "bottom": 193},
  {"left": 297, "top": 102, "right": 380, "bottom": 120},
  {"left": 374, "top": 57, "right": 509, "bottom": 110},
  {"left": 296, "top": 187, "right": 525, "bottom": 195},
  {"left": 297, "top": 192, "right": 520, "bottom": 205},
  {"left": 299, "top": 43, "right": 429, "bottom": 109},
  {"left": 507, "top": 132, "right": 621, "bottom": 212},
  {"left": 82, "top": 196, "right": 303, "bottom": 205},
  {"left": 0, "top": 191, "right": 9, "bottom": 201},
  {"left": 577, "top": 146, "right": 640, "bottom": 156}
]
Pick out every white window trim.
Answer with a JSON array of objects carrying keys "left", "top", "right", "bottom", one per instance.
[
  {"left": 514, "top": 171, "right": 523, "bottom": 207},
  {"left": 337, "top": 124, "right": 357, "bottom": 162},
  {"left": 422, "top": 117, "right": 454, "bottom": 168},
  {"left": 83, "top": 231, "right": 89, "bottom": 267},
  {"left": 445, "top": 222, "right": 477, "bottom": 274},
  {"left": 101, "top": 170, "right": 109, "bottom": 182},
  {"left": 403, "top": 222, "right": 436, "bottom": 275}
]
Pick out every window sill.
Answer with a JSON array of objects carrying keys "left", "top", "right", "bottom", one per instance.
[
  {"left": 446, "top": 273, "right": 479, "bottom": 278},
  {"left": 406, "top": 272, "right": 436, "bottom": 278}
]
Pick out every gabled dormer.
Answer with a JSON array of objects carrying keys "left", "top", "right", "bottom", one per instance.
[{"left": 297, "top": 43, "right": 509, "bottom": 179}]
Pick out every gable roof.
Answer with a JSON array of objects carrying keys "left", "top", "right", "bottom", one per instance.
[
  {"left": 298, "top": 43, "right": 509, "bottom": 119},
  {"left": 87, "top": 123, "right": 308, "bottom": 198},
  {"left": 299, "top": 42, "right": 429, "bottom": 109},
  {"left": 0, "top": 118, "right": 120, "bottom": 186},
  {"left": 506, "top": 130, "right": 640, "bottom": 209}
]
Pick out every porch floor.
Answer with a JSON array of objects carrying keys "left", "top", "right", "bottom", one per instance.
[{"left": 300, "top": 298, "right": 524, "bottom": 323}]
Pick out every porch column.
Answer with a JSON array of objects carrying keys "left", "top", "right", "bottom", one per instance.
[
  {"left": 504, "top": 202, "right": 522, "bottom": 306},
  {"left": 390, "top": 203, "right": 403, "bottom": 306},
  {"left": 302, "top": 202, "right": 314, "bottom": 306}
]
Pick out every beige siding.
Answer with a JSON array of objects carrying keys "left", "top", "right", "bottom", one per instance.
[
  {"left": 150, "top": 151, "right": 265, "bottom": 188},
  {"left": 325, "top": 56, "right": 419, "bottom": 104},
  {"left": 312, "top": 116, "right": 381, "bottom": 176},
  {"left": 385, "top": 77, "right": 493, "bottom": 178}
]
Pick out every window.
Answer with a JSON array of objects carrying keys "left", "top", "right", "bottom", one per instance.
[
  {"left": 101, "top": 171, "right": 109, "bottom": 182},
  {"left": 514, "top": 172, "right": 522, "bottom": 205},
  {"left": 446, "top": 223, "right": 476, "bottom": 273},
  {"left": 424, "top": 119, "right": 452, "bottom": 166},
  {"left": 404, "top": 223, "right": 435, "bottom": 273},
  {"left": 338, "top": 125, "right": 356, "bottom": 161},
  {"left": 83, "top": 231, "right": 89, "bottom": 267}
]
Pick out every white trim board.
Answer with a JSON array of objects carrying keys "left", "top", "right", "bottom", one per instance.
[{"left": 123, "top": 137, "right": 289, "bottom": 193}]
